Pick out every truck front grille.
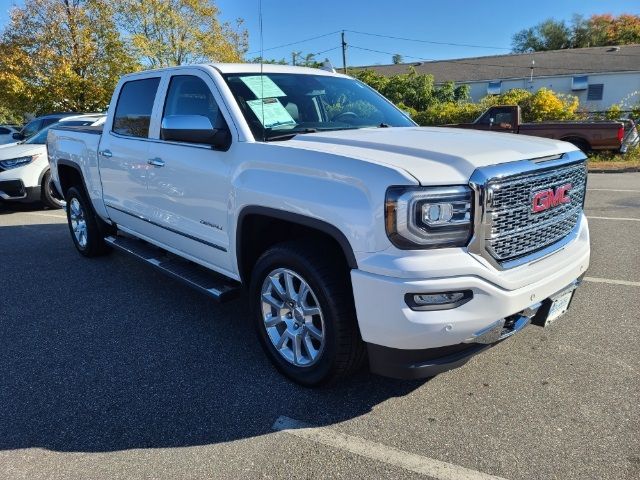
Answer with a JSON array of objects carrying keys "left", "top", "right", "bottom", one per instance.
[
  {"left": 469, "top": 153, "right": 588, "bottom": 269},
  {"left": 486, "top": 162, "right": 586, "bottom": 262}
]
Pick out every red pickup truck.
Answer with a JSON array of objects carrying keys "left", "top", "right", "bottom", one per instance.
[{"left": 449, "top": 105, "right": 625, "bottom": 152}]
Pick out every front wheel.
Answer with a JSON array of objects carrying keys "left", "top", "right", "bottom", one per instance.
[
  {"left": 65, "top": 186, "right": 110, "bottom": 257},
  {"left": 250, "top": 241, "right": 365, "bottom": 386},
  {"left": 41, "top": 170, "right": 64, "bottom": 209}
]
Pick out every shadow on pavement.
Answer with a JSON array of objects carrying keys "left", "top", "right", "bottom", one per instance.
[{"left": 0, "top": 222, "right": 426, "bottom": 453}]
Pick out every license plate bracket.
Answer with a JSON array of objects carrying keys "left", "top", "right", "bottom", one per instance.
[
  {"left": 545, "top": 290, "right": 575, "bottom": 326},
  {"left": 531, "top": 281, "right": 580, "bottom": 328}
]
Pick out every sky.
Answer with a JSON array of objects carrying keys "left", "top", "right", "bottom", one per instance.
[{"left": 0, "top": 0, "right": 638, "bottom": 66}]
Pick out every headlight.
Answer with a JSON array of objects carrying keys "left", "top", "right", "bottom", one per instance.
[
  {"left": 0, "top": 155, "right": 37, "bottom": 169},
  {"left": 385, "top": 186, "right": 473, "bottom": 249}
]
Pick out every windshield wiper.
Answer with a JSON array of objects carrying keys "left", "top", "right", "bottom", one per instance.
[{"left": 265, "top": 128, "right": 317, "bottom": 142}]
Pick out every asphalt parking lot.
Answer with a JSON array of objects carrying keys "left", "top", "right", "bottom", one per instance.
[{"left": 0, "top": 173, "right": 638, "bottom": 480}]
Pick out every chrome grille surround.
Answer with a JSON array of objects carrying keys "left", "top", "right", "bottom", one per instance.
[{"left": 468, "top": 150, "right": 587, "bottom": 270}]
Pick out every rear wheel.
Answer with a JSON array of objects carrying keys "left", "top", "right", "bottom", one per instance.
[
  {"left": 65, "top": 186, "right": 110, "bottom": 257},
  {"left": 250, "top": 241, "right": 365, "bottom": 386},
  {"left": 563, "top": 137, "right": 590, "bottom": 153},
  {"left": 40, "top": 170, "right": 64, "bottom": 209}
]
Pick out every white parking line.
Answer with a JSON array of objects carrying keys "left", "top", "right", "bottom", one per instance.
[
  {"left": 273, "top": 416, "right": 507, "bottom": 480},
  {"left": 587, "top": 189, "right": 640, "bottom": 193},
  {"left": 584, "top": 276, "right": 640, "bottom": 287},
  {"left": 24, "top": 211, "right": 66, "bottom": 219},
  {"left": 586, "top": 216, "right": 640, "bottom": 222}
]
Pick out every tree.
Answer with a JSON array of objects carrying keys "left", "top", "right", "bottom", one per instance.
[
  {"left": 512, "top": 13, "right": 640, "bottom": 52},
  {"left": 116, "top": 0, "right": 248, "bottom": 67},
  {"left": 0, "top": 0, "right": 139, "bottom": 115},
  {"left": 248, "top": 56, "right": 288, "bottom": 65},
  {"left": 392, "top": 54, "right": 403, "bottom": 64},
  {"left": 512, "top": 19, "right": 571, "bottom": 52}
]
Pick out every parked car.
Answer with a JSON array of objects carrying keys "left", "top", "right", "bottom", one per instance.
[
  {"left": 0, "top": 114, "right": 105, "bottom": 208},
  {"left": 449, "top": 105, "right": 625, "bottom": 152},
  {"left": 11, "top": 113, "right": 81, "bottom": 142},
  {"left": 0, "top": 125, "right": 19, "bottom": 145},
  {"left": 48, "top": 65, "right": 589, "bottom": 385}
]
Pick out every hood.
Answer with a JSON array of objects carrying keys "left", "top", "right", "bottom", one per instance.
[
  {"left": 0, "top": 143, "right": 46, "bottom": 160},
  {"left": 285, "top": 127, "right": 577, "bottom": 185}
]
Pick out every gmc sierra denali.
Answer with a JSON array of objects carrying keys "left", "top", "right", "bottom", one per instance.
[{"left": 48, "top": 64, "right": 590, "bottom": 385}]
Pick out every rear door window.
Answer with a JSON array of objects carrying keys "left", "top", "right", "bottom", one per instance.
[{"left": 112, "top": 78, "right": 161, "bottom": 138}]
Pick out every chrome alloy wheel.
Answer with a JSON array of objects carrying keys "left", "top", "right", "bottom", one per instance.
[
  {"left": 260, "top": 268, "right": 325, "bottom": 367},
  {"left": 69, "top": 197, "right": 88, "bottom": 248}
]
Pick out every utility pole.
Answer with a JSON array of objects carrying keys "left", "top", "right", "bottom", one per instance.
[
  {"left": 292, "top": 52, "right": 297, "bottom": 66},
  {"left": 341, "top": 31, "right": 347, "bottom": 74}
]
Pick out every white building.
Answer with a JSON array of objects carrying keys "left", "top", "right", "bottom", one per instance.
[{"left": 361, "top": 44, "right": 640, "bottom": 112}]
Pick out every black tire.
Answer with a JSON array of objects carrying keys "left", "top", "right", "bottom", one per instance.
[
  {"left": 65, "top": 186, "right": 111, "bottom": 257},
  {"left": 40, "top": 170, "right": 64, "bottom": 209},
  {"left": 250, "top": 241, "right": 366, "bottom": 386}
]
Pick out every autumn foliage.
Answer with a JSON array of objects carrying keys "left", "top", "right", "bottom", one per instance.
[{"left": 0, "top": 0, "right": 247, "bottom": 122}]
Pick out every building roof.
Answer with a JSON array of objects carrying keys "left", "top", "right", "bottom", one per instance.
[{"left": 356, "top": 44, "right": 640, "bottom": 83}]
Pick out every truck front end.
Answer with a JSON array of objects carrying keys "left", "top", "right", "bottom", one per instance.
[{"left": 354, "top": 150, "right": 589, "bottom": 379}]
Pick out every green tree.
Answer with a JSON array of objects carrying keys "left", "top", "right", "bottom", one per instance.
[
  {"left": 512, "top": 18, "right": 572, "bottom": 52},
  {"left": 512, "top": 13, "right": 640, "bottom": 52},
  {"left": 116, "top": 0, "right": 248, "bottom": 67},
  {"left": 392, "top": 54, "right": 403, "bottom": 64},
  {"left": 0, "top": 0, "right": 139, "bottom": 115}
]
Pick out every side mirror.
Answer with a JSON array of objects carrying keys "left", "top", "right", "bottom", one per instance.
[
  {"left": 12, "top": 132, "right": 25, "bottom": 140},
  {"left": 160, "top": 115, "right": 231, "bottom": 150}
]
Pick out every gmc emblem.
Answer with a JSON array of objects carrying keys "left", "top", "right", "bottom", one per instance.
[{"left": 532, "top": 184, "right": 572, "bottom": 213}]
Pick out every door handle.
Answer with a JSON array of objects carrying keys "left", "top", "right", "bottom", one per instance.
[
  {"left": 99, "top": 149, "right": 112, "bottom": 158},
  {"left": 147, "top": 158, "right": 165, "bottom": 167}
]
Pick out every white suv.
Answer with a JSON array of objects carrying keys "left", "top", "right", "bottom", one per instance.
[{"left": 0, "top": 114, "right": 105, "bottom": 208}]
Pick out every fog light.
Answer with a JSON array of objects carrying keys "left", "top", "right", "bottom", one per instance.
[{"left": 405, "top": 290, "right": 472, "bottom": 311}]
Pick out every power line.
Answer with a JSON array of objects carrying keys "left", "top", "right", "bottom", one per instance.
[
  {"left": 346, "top": 30, "right": 511, "bottom": 50},
  {"left": 246, "top": 31, "right": 341, "bottom": 56},
  {"left": 346, "top": 29, "right": 640, "bottom": 57}
]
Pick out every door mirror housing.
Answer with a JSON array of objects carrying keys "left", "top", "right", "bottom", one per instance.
[
  {"left": 12, "top": 132, "right": 25, "bottom": 140},
  {"left": 161, "top": 115, "right": 231, "bottom": 150}
]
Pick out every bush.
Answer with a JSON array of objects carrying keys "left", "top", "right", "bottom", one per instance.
[
  {"left": 354, "top": 67, "right": 583, "bottom": 125},
  {"left": 519, "top": 88, "right": 579, "bottom": 122},
  {"left": 413, "top": 102, "right": 485, "bottom": 126}
]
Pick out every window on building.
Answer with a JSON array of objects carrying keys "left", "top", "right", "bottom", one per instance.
[
  {"left": 487, "top": 81, "right": 502, "bottom": 95},
  {"left": 572, "top": 76, "right": 588, "bottom": 91},
  {"left": 587, "top": 84, "right": 604, "bottom": 101}
]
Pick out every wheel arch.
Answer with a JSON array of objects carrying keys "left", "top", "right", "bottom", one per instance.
[
  {"left": 56, "top": 160, "right": 88, "bottom": 197},
  {"left": 560, "top": 135, "right": 591, "bottom": 152},
  {"left": 236, "top": 206, "right": 358, "bottom": 284}
]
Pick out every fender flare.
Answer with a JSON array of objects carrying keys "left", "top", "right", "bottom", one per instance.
[{"left": 236, "top": 206, "right": 359, "bottom": 276}]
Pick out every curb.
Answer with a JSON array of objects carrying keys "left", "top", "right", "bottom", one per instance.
[{"left": 588, "top": 167, "right": 640, "bottom": 173}]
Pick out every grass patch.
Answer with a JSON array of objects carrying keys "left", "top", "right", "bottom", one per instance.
[{"left": 588, "top": 146, "right": 640, "bottom": 171}]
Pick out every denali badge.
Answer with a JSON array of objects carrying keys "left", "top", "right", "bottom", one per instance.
[{"left": 532, "top": 183, "right": 572, "bottom": 213}]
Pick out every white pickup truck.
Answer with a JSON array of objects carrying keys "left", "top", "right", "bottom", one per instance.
[{"left": 48, "top": 64, "right": 590, "bottom": 385}]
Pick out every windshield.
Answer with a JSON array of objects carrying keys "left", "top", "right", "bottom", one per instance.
[
  {"left": 222, "top": 73, "right": 414, "bottom": 141},
  {"left": 25, "top": 119, "right": 99, "bottom": 145}
]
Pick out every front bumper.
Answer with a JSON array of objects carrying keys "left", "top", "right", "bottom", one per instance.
[
  {"left": 366, "top": 281, "right": 581, "bottom": 379},
  {"left": 0, "top": 179, "right": 41, "bottom": 202},
  {"left": 351, "top": 215, "right": 590, "bottom": 378}
]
